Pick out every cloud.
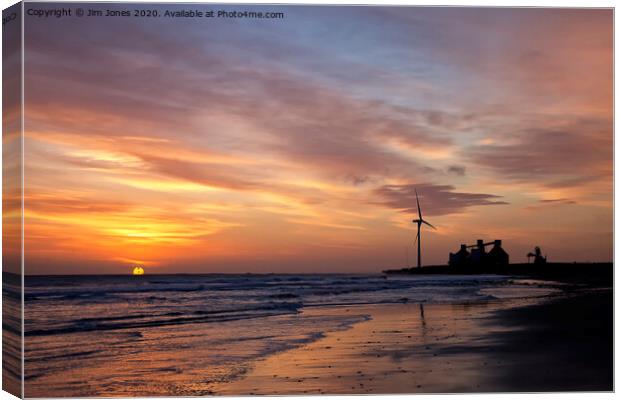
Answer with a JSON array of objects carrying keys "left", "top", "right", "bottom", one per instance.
[
  {"left": 25, "top": 194, "right": 131, "bottom": 215},
  {"left": 523, "top": 197, "right": 577, "bottom": 211},
  {"left": 447, "top": 165, "right": 466, "bottom": 176},
  {"left": 468, "top": 117, "right": 612, "bottom": 188},
  {"left": 134, "top": 153, "right": 260, "bottom": 192},
  {"left": 24, "top": 7, "right": 463, "bottom": 189},
  {"left": 373, "top": 183, "right": 508, "bottom": 216},
  {"left": 539, "top": 198, "right": 577, "bottom": 205}
]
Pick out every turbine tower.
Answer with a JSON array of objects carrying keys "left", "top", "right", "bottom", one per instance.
[{"left": 412, "top": 189, "right": 436, "bottom": 268}]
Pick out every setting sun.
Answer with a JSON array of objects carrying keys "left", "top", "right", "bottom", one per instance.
[{"left": 132, "top": 266, "right": 145, "bottom": 276}]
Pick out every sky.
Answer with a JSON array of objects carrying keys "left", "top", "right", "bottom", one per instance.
[{"left": 19, "top": 5, "right": 612, "bottom": 274}]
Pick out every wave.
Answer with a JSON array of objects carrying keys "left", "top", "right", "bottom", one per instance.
[
  {"left": 25, "top": 301, "right": 303, "bottom": 337},
  {"left": 24, "top": 274, "right": 557, "bottom": 339}
]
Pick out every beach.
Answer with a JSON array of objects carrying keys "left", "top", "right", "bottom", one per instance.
[
  {"left": 22, "top": 273, "right": 612, "bottom": 396},
  {"left": 219, "top": 289, "right": 612, "bottom": 394}
]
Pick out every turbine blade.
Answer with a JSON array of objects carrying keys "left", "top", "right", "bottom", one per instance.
[
  {"left": 412, "top": 230, "right": 419, "bottom": 248},
  {"left": 421, "top": 220, "right": 437, "bottom": 230},
  {"left": 415, "top": 189, "right": 422, "bottom": 219}
]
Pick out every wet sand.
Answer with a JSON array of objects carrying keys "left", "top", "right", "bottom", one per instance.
[
  {"left": 480, "top": 289, "right": 613, "bottom": 391},
  {"left": 219, "top": 289, "right": 612, "bottom": 394}
]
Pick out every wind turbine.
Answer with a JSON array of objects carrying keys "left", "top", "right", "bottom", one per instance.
[{"left": 412, "top": 189, "right": 436, "bottom": 268}]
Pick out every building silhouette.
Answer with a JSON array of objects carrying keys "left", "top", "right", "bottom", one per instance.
[
  {"left": 449, "top": 244, "right": 470, "bottom": 267},
  {"left": 449, "top": 239, "right": 509, "bottom": 268},
  {"left": 487, "top": 240, "right": 509, "bottom": 267}
]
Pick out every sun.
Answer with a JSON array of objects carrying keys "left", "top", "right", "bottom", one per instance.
[{"left": 132, "top": 266, "right": 145, "bottom": 275}]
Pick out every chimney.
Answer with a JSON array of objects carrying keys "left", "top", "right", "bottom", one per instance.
[{"left": 494, "top": 240, "right": 502, "bottom": 247}]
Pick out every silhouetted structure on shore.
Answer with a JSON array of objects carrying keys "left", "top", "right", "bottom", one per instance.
[
  {"left": 449, "top": 239, "right": 509, "bottom": 268},
  {"left": 449, "top": 244, "right": 470, "bottom": 267},
  {"left": 527, "top": 246, "right": 547, "bottom": 265}
]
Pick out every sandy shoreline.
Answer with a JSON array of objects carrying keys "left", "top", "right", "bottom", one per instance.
[
  {"left": 218, "top": 289, "right": 612, "bottom": 394},
  {"left": 21, "top": 275, "right": 612, "bottom": 397}
]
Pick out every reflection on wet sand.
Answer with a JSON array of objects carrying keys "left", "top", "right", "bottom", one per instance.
[
  {"left": 218, "top": 300, "right": 535, "bottom": 395},
  {"left": 420, "top": 303, "right": 426, "bottom": 333},
  {"left": 25, "top": 307, "right": 368, "bottom": 397}
]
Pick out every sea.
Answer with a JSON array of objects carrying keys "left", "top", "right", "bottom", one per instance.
[{"left": 16, "top": 273, "right": 560, "bottom": 396}]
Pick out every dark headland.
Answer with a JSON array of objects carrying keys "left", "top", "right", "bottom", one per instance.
[{"left": 383, "top": 262, "right": 613, "bottom": 286}]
